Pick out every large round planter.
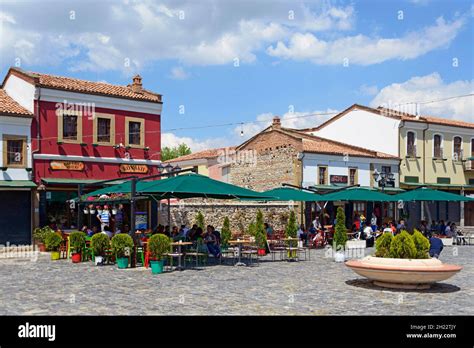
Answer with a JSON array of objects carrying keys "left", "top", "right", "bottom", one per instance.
[
  {"left": 117, "top": 257, "right": 129, "bottom": 269},
  {"left": 71, "top": 252, "right": 82, "bottom": 263},
  {"left": 50, "top": 251, "right": 60, "bottom": 260},
  {"left": 150, "top": 260, "right": 164, "bottom": 274},
  {"left": 345, "top": 256, "right": 462, "bottom": 289}
]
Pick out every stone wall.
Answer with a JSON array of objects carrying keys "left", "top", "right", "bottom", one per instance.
[{"left": 157, "top": 199, "right": 297, "bottom": 233}]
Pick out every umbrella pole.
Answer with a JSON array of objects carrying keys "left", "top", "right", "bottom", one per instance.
[{"left": 167, "top": 198, "right": 171, "bottom": 227}]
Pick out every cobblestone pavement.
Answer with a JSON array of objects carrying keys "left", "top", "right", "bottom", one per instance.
[{"left": 0, "top": 246, "right": 472, "bottom": 315}]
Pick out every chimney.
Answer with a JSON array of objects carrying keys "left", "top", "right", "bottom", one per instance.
[
  {"left": 272, "top": 116, "right": 281, "bottom": 129},
  {"left": 131, "top": 74, "right": 143, "bottom": 93}
]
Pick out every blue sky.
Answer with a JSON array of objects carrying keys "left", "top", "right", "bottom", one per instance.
[{"left": 0, "top": 0, "right": 472, "bottom": 151}]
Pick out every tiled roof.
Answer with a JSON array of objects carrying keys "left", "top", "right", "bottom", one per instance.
[
  {"left": 0, "top": 89, "right": 33, "bottom": 117},
  {"left": 4, "top": 67, "right": 162, "bottom": 103},
  {"left": 165, "top": 147, "right": 236, "bottom": 163}
]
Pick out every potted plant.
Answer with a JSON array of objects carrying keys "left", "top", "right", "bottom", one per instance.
[
  {"left": 147, "top": 234, "right": 171, "bottom": 274},
  {"left": 90, "top": 233, "right": 110, "bottom": 265},
  {"left": 111, "top": 206, "right": 118, "bottom": 215},
  {"left": 33, "top": 226, "right": 53, "bottom": 252},
  {"left": 44, "top": 232, "right": 62, "bottom": 260},
  {"left": 285, "top": 210, "right": 298, "bottom": 258},
  {"left": 195, "top": 211, "right": 205, "bottom": 230},
  {"left": 333, "top": 207, "right": 348, "bottom": 262},
  {"left": 255, "top": 210, "right": 267, "bottom": 256},
  {"left": 346, "top": 230, "right": 462, "bottom": 289},
  {"left": 89, "top": 204, "right": 96, "bottom": 214},
  {"left": 221, "top": 217, "right": 231, "bottom": 249},
  {"left": 111, "top": 234, "right": 134, "bottom": 269},
  {"left": 69, "top": 231, "right": 86, "bottom": 263}
]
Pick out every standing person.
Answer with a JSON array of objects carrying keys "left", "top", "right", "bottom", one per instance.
[
  {"left": 264, "top": 223, "right": 273, "bottom": 238},
  {"left": 97, "top": 205, "right": 111, "bottom": 232},
  {"left": 114, "top": 204, "right": 125, "bottom": 233},
  {"left": 363, "top": 223, "right": 374, "bottom": 247},
  {"left": 370, "top": 213, "right": 378, "bottom": 232},
  {"left": 297, "top": 224, "right": 307, "bottom": 246},
  {"left": 353, "top": 213, "right": 361, "bottom": 232}
]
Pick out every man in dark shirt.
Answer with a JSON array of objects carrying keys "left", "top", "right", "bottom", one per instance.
[{"left": 429, "top": 236, "right": 444, "bottom": 258}]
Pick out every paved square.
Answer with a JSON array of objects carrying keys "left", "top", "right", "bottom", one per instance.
[{"left": 0, "top": 246, "right": 471, "bottom": 315}]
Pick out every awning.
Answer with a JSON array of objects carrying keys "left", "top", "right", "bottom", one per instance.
[
  {"left": 41, "top": 178, "right": 127, "bottom": 186},
  {"left": 320, "top": 187, "right": 396, "bottom": 202},
  {"left": 254, "top": 187, "right": 324, "bottom": 201},
  {"left": 393, "top": 187, "right": 474, "bottom": 202},
  {"left": 0, "top": 180, "right": 36, "bottom": 188}
]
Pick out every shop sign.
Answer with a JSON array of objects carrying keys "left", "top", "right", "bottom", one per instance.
[
  {"left": 330, "top": 175, "right": 348, "bottom": 184},
  {"left": 119, "top": 164, "right": 148, "bottom": 174},
  {"left": 50, "top": 161, "right": 84, "bottom": 171}
]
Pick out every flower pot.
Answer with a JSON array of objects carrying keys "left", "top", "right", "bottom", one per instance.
[
  {"left": 345, "top": 256, "right": 463, "bottom": 289},
  {"left": 257, "top": 248, "right": 266, "bottom": 256},
  {"left": 150, "top": 260, "right": 164, "bottom": 274},
  {"left": 83, "top": 209, "right": 89, "bottom": 214},
  {"left": 89, "top": 209, "right": 96, "bottom": 214},
  {"left": 112, "top": 209, "right": 117, "bottom": 215},
  {"left": 38, "top": 243, "right": 46, "bottom": 252},
  {"left": 94, "top": 256, "right": 104, "bottom": 265},
  {"left": 334, "top": 251, "right": 346, "bottom": 262},
  {"left": 71, "top": 252, "right": 82, "bottom": 263},
  {"left": 50, "top": 251, "right": 60, "bottom": 260},
  {"left": 117, "top": 257, "right": 129, "bottom": 269}
]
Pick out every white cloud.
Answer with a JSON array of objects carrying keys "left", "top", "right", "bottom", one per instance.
[
  {"left": 359, "top": 84, "right": 379, "bottom": 96},
  {"left": 370, "top": 73, "right": 473, "bottom": 122},
  {"left": 169, "top": 67, "right": 190, "bottom": 80},
  {"left": 161, "top": 132, "right": 230, "bottom": 152},
  {"left": 267, "top": 16, "right": 465, "bottom": 65}
]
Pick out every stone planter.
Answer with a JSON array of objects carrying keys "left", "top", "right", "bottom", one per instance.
[{"left": 345, "top": 256, "right": 462, "bottom": 289}]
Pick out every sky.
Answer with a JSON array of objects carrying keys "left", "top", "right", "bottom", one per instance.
[{"left": 0, "top": 0, "right": 473, "bottom": 151}]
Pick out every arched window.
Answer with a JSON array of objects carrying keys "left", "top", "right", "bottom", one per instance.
[
  {"left": 407, "top": 131, "right": 416, "bottom": 157},
  {"left": 433, "top": 134, "right": 443, "bottom": 158},
  {"left": 453, "top": 136, "right": 462, "bottom": 160}
]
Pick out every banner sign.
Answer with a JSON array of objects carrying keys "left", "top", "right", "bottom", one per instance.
[
  {"left": 330, "top": 175, "right": 348, "bottom": 184},
  {"left": 119, "top": 164, "right": 149, "bottom": 174},
  {"left": 50, "top": 161, "right": 84, "bottom": 171}
]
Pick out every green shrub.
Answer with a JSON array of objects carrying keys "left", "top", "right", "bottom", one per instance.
[
  {"left": 285, "top": 210, "right": 298, "bottom": 248},
  {"left": 333, "top": 207, "right": 347, "bottom": 251},
  {"left": 44, "top": 232, "right": 62, "bottom": 252},
  {"left": 195, "top": 211, "right": 205, "bottom": 230},
  {"left": 33, "top": 226, "right": 54, "bottom": 244},
  {"left": 221, "top": 217, "right": 231, "bottom": 247},
  {"left": 148, "top": 234, "right": 171, "bottom": 261},
  {"left": 90, "top": 233, "right": 110, "bottom": 257},
  {"left": 389, "top": 231, "right": 416, "bottom": 259},
  {"left": 375, "top": 233, "right": 393, "bottom": 258},
  {"left": 111, "top": 234, "right": 134, "bottom": 258},
  {"left": 254, "top": 210, "right": 267, "bottom": 249},
  {"left": 69, "top": 231, "right": 86, "bottom": 253},
  {"left": 412, "top": 229, "right": 430, "bottom": 259},
  {"left": 247, "top": 222, "right": 256, "bottom": 237}
]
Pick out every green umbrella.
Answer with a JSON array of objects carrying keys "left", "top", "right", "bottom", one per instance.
[
  {"left": 79, "top": 173, "right": 272, "bottom": 201},
  {"left": 321, "top": 187, "right": 395, "bottom": 202},
  {"left": 392, "top": 187, "right": 473, "bottom": 202},
  {"left": 257, "top": 187, "right": 324, "bottom": 201}
]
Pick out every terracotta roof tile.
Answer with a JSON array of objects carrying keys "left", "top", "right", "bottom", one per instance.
[
  {"left": 6, "top": 67, "right": 162, "bottom": 103},
  {"left": 0, "top": 89, "right": 33, "bottom": 117},
  {"left": 165, "top": 147, "right": 236, "bottom": 163}
]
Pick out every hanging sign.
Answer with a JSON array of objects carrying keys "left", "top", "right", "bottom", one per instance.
[
  {"left": 330, "top": 175, "right": 348, "bottom": 184},
  {"left": 119, "top": 164, "right": 148, "bottom": 174},
  {"left": 50, "top": 161, "right": 84, "bottom": 171}
]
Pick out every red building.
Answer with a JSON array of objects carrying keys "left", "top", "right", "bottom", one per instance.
[{"left": 1, "top": 67, "right": 163, "bottom": 231}]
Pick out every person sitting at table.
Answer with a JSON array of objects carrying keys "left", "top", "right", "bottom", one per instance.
[
  {"left": 204, "top": 225, "right": 221, "bottom": 258},
  {"left": 297, "top": 224, "right": 307, "bottom": 245},
  {"left": 102, "top": 225, "right": 113, "bottom": 239},
  {"left": 429, "top": 235, "right": 444, "bottom": 258},
  {"left": 81, "top": 225, "right": 94, "bottom": 237},
  {"left": 171, "top": 226, "right": 180, "bottom": 240},
  {"left": 444, "top": 222, "right": 454, "bottom": 238},
  {"left": 179, "top": 225, "right": 189, "bottom": 239},
  {"left": 437, "top": 220, "right": 446, "bottom": 235},
  {"left": 187, "top": 224, "right": 198, "bottom": 241},
  {"left": 312, "top": 230, "right": 324, "bottom": 247},
  {"left": 382, "top": 223, "right": 392, "bottom": 234},
  {"left": 164, "top": 225, "right": 171, "bottom": 237},
  {"left": 363, "top": 223, "right": 374, "bottom": 247}
]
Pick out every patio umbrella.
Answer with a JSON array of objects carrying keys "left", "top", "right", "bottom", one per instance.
[
  {"left": 257, "top": 187, "right": 324, "bottom": 201},
  {"left": 392, "top": 187, "right": 473, "bottom": 202},
  {"left": 320, "top": 187, "right": 395, "bottom": 202}
]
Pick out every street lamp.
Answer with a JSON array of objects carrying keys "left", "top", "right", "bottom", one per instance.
[{"left": 372, "top": 169, "right": 395, "bottom": 193}]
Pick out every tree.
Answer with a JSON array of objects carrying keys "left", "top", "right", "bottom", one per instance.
[
  {"left": 254, "top": 210, "right": 267, "bottom": 250},
  {"left": 221, "top": 217, "right": 231, "bottom": 247},
  {"left": 195, "top": 211, "right": 205, "bottom": 230},
  {"left": 161, "top": 143, "right": 192, "bottom": 162},
  {"left": 333, "top": 207, "right": 347, "bottom": 251},
  {"left": 285, "top": 210, "right": 298, "bottom": 248}
]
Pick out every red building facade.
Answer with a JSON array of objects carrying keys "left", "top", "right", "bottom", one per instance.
[{"left": 1, "top": 68, "right": 163, "bottom": 230}]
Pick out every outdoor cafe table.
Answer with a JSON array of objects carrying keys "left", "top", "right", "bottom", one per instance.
[
  {"left": 229, "top": 239, "right": 251, "bottom": 266},
  {"left": 171, "top": 241, "right": 192, "bottom": 271},
  {"left": 281, "top": 238, "right": 299, "bottom": 261}
]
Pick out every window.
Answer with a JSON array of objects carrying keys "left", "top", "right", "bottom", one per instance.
[
  {"left": 453, "top": 136, "right": 462, "bottom": 160},
  {"left": 349, "top": 168, "right": 358, "bottom": 185},
  {"left": 382, "top": 166, "right": 391, "bottom": 174},
  {"left": 433, "top": 134, "right": 443, "bottom": 158},
  {"left": 63, "top": 115, "right": 78, "bottom": 140},
  {"left": 406, "top": 131, "right": 416, "bottom": 157},
  {"left": 93, "top": 113, "right": 115, "bottom": 145},
  {"left": 318, "top": 166, "right": 328, "bottom": 185},
  {"left": 57, "top": 110, "right": 82, "bottom": 143},
  {"left": 125, "top": 117, "right": 145, "bottom": 148},
  {"left": 2, "top": 135, "right": 27, "bottom": 168}
]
